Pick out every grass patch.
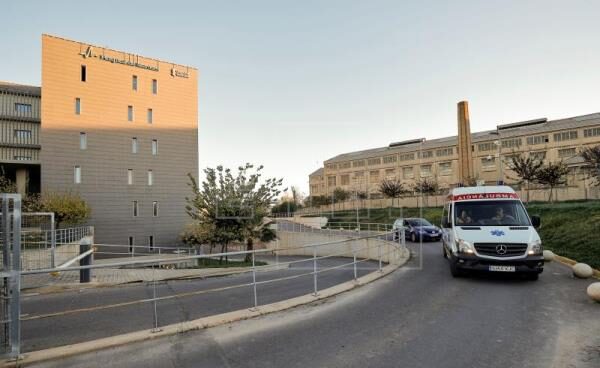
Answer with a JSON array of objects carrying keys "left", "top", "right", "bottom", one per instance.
[{"left": 313, "top": 201, "right": 600, "bottom": 269}]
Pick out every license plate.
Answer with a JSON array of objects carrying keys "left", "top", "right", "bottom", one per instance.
[{"left": 489, "top": 265, "right": 515, "bottom": 272}]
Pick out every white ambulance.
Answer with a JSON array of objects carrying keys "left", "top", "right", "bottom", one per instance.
[{"left": 441, "top": 186, "right": 544, "bottom": 280}]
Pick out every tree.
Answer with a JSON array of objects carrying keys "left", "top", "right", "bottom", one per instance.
[
  {"left": 536, "top": 161, "right": 569, "bottom": 203},
  {"left": 378, "top": 179, "right": 408, "bottom": 208},
  {"left": 332, "top": 187, "right": 350, "bottom": 210},
  {"left": 271, "top": 200, "right": 300, "bottom": 215},
  {"left": 581, "top": 145, "right": 600, "bottom": 186},
  {"left": 508, "top": 154, "right": 543, "bottom": 203},
  {"left": 412, "top": 177, "right": 439, "bottom": 207},
  {"left": 41, "top": 192, "right": 91, "bottom": 228},
  {"left": 184, "top": 164, "right": 283, "bottom": 264}
]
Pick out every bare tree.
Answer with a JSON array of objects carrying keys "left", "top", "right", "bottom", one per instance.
[
  {"left": 536, "top": 161, "right": 568, "bottom": 203},
  {"left": 508, "top": 154, "right": 543, "bottom": 203},
  {"left": 378, "top": 179, "right": 409, "bottom": 208},
  {"left": 581, "top": 145, "right": 600, "bottom": 186},
  {"left": 412, "top": 177, "right": 439, "bottom": 207}
]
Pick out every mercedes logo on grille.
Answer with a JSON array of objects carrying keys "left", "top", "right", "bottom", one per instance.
[{"left": 496, "top": 244, "right": 507, "bottom": 255}]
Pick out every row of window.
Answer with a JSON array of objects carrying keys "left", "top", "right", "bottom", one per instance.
[
  {"left": 78, "top": 133, "right": 158, "bottom": 155},
  {"left": 74, "top": 98, "right": 154, "bottom": 124},
  {"left": 73, "top": 166, "right": 155, "bottom": 186},
  {"left": 80, "top": 65, "right": 158, "bottom": 95},
  {"left": 131, "top": 200, "right": 159, "bottom": 217},
  {"left": 14, "top": 103, "right": 32, "bottom": 114}
]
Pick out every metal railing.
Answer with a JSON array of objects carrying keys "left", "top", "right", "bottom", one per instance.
[{"left": 8, "top": 221, "right": 405, "bottom": 358}]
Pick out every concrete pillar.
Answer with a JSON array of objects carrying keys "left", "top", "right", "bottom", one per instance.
[
  {"left": 457, "top": 101, "right": 474, "bottom": 185},
  {"left": 15, "top": 167, "right": 28, "bottom": 194}
]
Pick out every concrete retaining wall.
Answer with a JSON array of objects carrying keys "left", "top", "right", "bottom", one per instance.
[{"left": 275, "top": 231, "right": 404, "bottom": 265}]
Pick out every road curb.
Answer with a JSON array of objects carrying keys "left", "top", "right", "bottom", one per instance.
[
  {"left": 2, "top": 248, "right": 409, "bottom": 367},
  {"left": 551, "top": 253, "right": 600, "bottom": 279}
]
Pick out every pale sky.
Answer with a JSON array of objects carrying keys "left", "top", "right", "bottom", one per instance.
[{"left": 3, "top": 0, "right": 600, "bottom": 195}]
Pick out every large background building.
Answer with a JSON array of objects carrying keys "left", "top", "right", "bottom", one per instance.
[
  {"left": 0, "top": 34, "right": 198, "bottom": 247},
  {"left": 309, "top": 112, "right": 600, "bottom": 202}
]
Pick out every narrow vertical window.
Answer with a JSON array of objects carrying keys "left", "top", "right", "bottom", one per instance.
[
  {"left": 75, "top": 98, "right": 81, "bottom": 115},
  {"left": 128, "top": 236, "right": 134, "bottom": 253},
  {"left": 148, "top": 235, "right": 154, "bottom": 250},
  {"left": 127, "top": 169, "right": 133, "bottom": 185},
  {"left": 152, "top": 79, "right": 157, "bottom": 94},
  {"left": 132, "top": 201, "right": 138, "bottom": 217},
  {"left": 153, "top": 201, "right": 158, "bottom": 217},
  {"left": 74, "top": 166, "right": 81, "bottom": 184},
  {"left": 147, "top": 170, "right": 153, "bottom": 186},
  {"left": 147, "top": 108, "right": 153, "bottom": 124},
  {"left": 128, "top": 105, "right": 134, "bottom": 121},
  {"left": 81, "top": 65, "right": 87, "bottom": 82},
  {"left": 151, "top": 139, "right": 158, "bottom": 155},
  {"left": 132, "top": 75, "right": 138, "bottom": 91},
  {"left": 131, "top": 137, "right": 138, "bottom": 154},
  {"left": 80, "top": 132, "right": 87, "bottom": 150}
]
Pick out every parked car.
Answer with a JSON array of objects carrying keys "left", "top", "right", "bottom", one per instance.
[
  {"left": 392, "top": 217, "right": 442, "bottom": 242},
  {"left": 441, "top": 185, "right": 543, "bottom": 280}
]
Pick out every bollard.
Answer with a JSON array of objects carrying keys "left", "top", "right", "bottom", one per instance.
[{"left": 80, "top": 237, "right": 92, "bottom": 283}]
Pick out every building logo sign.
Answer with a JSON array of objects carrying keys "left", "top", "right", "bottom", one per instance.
[
  {"left": 170, "top": 67, "right": 189, "bottom": 78},
  {"left": 79, "top": 46, "right": 159, "bottom": 72}
]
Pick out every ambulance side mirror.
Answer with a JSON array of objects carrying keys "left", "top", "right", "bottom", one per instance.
[
  {"left": 530, "top": 215, "right": 541, "bottom": 229},
  {"left": 442, "top": 217, "right": 451, "bottom": 229}
]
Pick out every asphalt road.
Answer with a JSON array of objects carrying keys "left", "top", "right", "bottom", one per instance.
[
  {"left": 31, "top": 239, "right": 600, "bottom": 368},
  {"left": 20, "top": 255, "right": 379, "bottom": 352}
]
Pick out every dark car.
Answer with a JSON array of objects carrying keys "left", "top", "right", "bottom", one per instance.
[{"left": 398, "top": 218, "right": 442, "bottom": 242}]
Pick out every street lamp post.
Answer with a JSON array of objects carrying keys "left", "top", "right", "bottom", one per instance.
[{"left": 491, "top": 129, "right": 503, "bottom": 185}]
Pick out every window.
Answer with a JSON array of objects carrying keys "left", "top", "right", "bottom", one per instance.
[
  {"left": 128, "top": 169, "right": 134, "bottom": 185},
  {"left": 128, "top": 236, "right": 134, "bottom": 253},
  {"left": 420, "top": 164, "right": 432, "bottom": 177},
  {"left": 152, "top": 139, "right": 158, "bottom": 155},
  {"left": 478, "top": 142, "right": 495, "bottom": 152},
  {"left": 13, "top": 155, "right": 32, "bottom": 161},
  {"left": 481, "top": 156, "right": 496, "bottom": 169},
  {"left": 74, "top": 166, "right": 81, "bottom": 184},
  {"left": 81, "top": 65, "right": 87, "bottom": 82},
  {"left": 152, "top": 79, "right": 158, "bottom": 94},
  {"left": 385, "top": 169, "right": 396, "bottom": 179},
  {"left": 128, "top": 105, "right": 134, "bottom": 121},
  {"left": 501, "top": 138, "right": 522, "bottom": 149},
  {"left": 131, "top": 137, "right": 138, "bottom": 154},
  {"left": 584, "top": 127, "right": 600, "bottom": 138},
  {"left": 132, "top": 201, "right": 139, "bottom": 217},
  {"left": 148, "top": 235, "right": 154, "bottom": 250},
  {"left": 554, "top": 130, "right": 578, "bottom": 142},
  {"left": 558, "top": 148, "right": 576, "bottom": 158},
  {"left": 530, "top": 151, "right": 546, "bottom": 160},
  {"left": 353, "top": 172, "right": 364, "bottom": 184},
  {"left": 383, "top": 155, "right": 397, "bottom": 164},
  {"left": 80, "top": 132, "right": 87, "bottom": 150},
  {"left": 367, "top": 157, "right": 381, "bottom": 166},
  {"left": 369, "top": 170, "right": 380, "bottom": 183},
  {"left": 153, "top": 201, "right": 159, "bottom": 217},
  {"left": 438, "top": 162, "right": 452, "bottom": 175},
  {"left": 14, "top": 103, "right": 32, "bottom": 114},
  {"left": 417, "top": 151, "right": 433, "bottom": 159},
  {"left": 339, "top": 162, "right": 351, "bottom": 169},
  {"left": 147, "top": 108, "right": 153, "bottom": 124},
  {"left": 341, "top": 174, "right": 350, "bottom": 185},
  {"left": 352, "top": 160, "right": 365, "bottom": 167},
  {"left": 13, "top": 129, "right": 32, "bottom": 140},
  {"left": 526, "top": 135, "right": 548, "bottom": 145},
  {"left": 327, "top": 176, "right": 336, "bottom": 186},
  {"left": 75, "top": 98, "right": 81, "bottom": 115},
  {"left": 402, "top": 167, "right": 414, "bottom": 179},
  {"left": 326, "top": 163, "right": 337, "bottom": 170},
  {"left": 399, "top": 153, "right": 414, "bottom": 161},
  {"left": 132, "top": 75, "right": 138, "bottom": 91},
  {"left": 147, "top": 170, "right": 153, "bottom": 186},
  {"left": 436, "top": 148, "right": 453, "bottom": 157}
]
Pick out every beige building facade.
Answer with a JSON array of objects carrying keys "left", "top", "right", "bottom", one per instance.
[
  {"left": 309, "top": 112, "right": 600, "bottom": 200},
  {"left": 1, "top": 34, "right": 199, "bottom": 247}
]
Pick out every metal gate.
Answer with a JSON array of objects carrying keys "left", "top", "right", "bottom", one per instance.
[{"left": 0, "top": 194, "right": 21, "bottom": 359}]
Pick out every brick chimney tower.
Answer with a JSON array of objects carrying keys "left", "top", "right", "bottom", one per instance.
[{"left": 457, "top": 101, "right": 474, "bottom": 185}]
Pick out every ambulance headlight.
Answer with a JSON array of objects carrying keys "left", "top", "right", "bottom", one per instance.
[
  {"left": 528, "top": 239, "right": 542, "bottom": 255},
  {"left": 456, "top": 239, "right": 474, "bottom": 254}
]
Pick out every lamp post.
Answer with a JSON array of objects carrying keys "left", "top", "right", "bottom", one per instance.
[{"left": 490, "top": 129, "right": 503, "bottom": 185}]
